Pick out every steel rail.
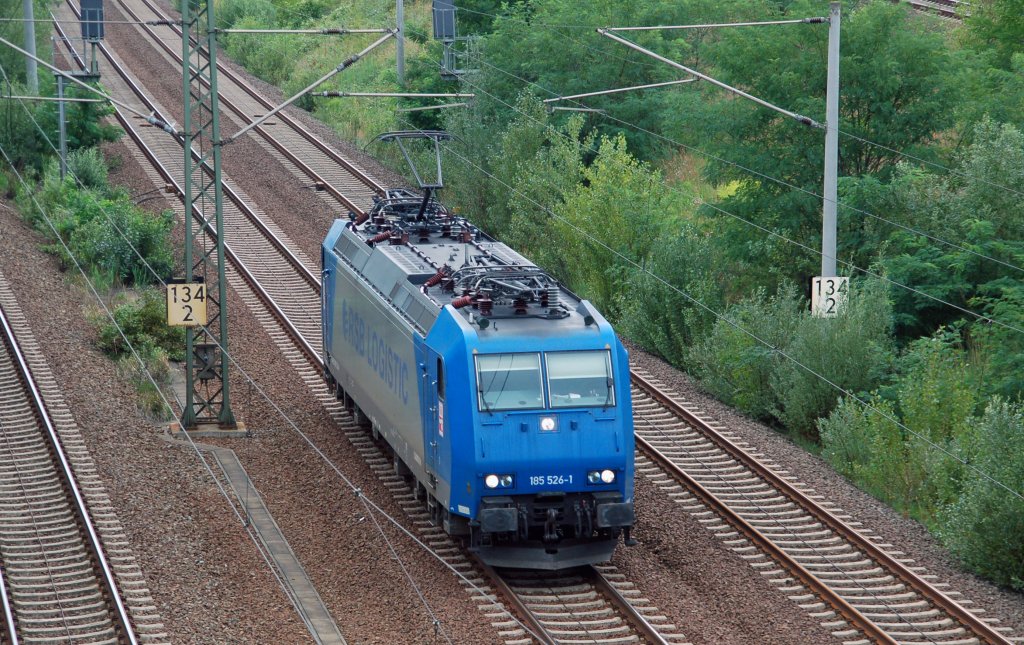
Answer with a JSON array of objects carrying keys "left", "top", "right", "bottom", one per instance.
[
  {"left": 0, "top": 549, "right": 16, "bottom": 645},
  {"left": 472, "top": 559, "right": 558, "bottom": 645},
  {"left": 585, "top": 566, "right": 671, "bottom": 645},
  {"left": 0, "top": 292, "right": 138, "bottom": 645},
  {"left": 630, "top": 370, "right": 1012, "bottom": 645},
  {"left": 62, "top": 3, "right": 986, "bottom": 642},
  {"left": 904, "top": 0, "right": 964, "bottom": 19},
  {"left": 52, "top": 11, "right": 321, "bottom": 369},
  {"left": 55, "top": 8, "right": 632, "bottom": 645},
  {"left": 113, "top": 0, "right": 386, "bottom": 204},
  {"left": 634, "top": 431, "right": 895, "bottom": 644}
]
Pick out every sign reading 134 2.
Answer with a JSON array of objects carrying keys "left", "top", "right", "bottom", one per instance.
[
  {"left": 811, "top": 276, "right": 848, "bottom": 318},
  {"left": 166, "top": 282, "right": 207, "bottom": 327}
]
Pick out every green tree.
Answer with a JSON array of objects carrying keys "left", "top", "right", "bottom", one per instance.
[
  {"left": 551, "top": 133, "right": 673, "bottom": 315},
  {"left": 771, "top": 278, "right": 894, "bottom": 438},
  {"left": 673, "top": 0, "right": 958, "bottom": 287},
  {"left": 851, "top": 121, "right": 1024, "bottom": 340},
  {"left": 939, "top": 398, "right": 1024, "bottom": 590},
  {"left": 964, "top": 0, "right": 1024, "bottom": 70},
  {"left": 474, "top": 0, "right": 766, "bottom": 161}
]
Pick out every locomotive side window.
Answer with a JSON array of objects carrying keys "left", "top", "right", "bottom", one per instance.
[
  {"left": 546, "top": 350, "right": 615, "bottom": 409},
  {"left": 475, "top": 353, "right": 543, "bottom": 411}
]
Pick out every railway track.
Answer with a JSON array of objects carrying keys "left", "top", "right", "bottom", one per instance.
[
  {"left": 345, "top": 427, "right": 687, "bottom": 645},
  {"left": 0, "top": 272, "right": 165, "bottom": 644},
  {"left": 903, "top": 0, "right": 965, "bottom": 19},
  {"left": 52, "top": 4, "right": 686, "bottom": 642},
  {"left": 57, "top": 0, "right": 1017, "bottom": 642},
  {"left": 629, "top": 368, "right": 1017, "bottom": 645},
  {"left": 113, "top": 0, "right": 385, "bottom": 214}
]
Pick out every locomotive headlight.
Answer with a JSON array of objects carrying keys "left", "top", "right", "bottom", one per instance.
[
  {"left": 485, "top": 474, "right": 500, "bottom": 489},
  {"left": 499, "top": 474, "right": 514, "bottom": 488},
  {"left": 600, "top": 469, "right": 616, "bottom": 484},
  {"left": 540, "top": 416, "right": 557, "bottom": 432},
  {"left": 587, "top": 470, "right": 601, "bottom": 484}
]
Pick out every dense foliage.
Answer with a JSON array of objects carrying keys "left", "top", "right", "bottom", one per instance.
[
  {"left": 21, "top": 0, "right": 1021, "bottom": 587},
  {"left": 0, "top": 53, "right": 179, "bottom": 417}
]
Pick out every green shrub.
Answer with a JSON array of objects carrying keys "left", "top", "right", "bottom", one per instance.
[
  {"left": 115, "top": 342, "right": 175, "bottom": 420},
  {"left": 23, "top": 160, "right": 174, "bottom": 285},
  {"left": 617, "top": 226, "right": 721, "bottom": 367},
  {"left": 688, "top": 284, "right": 803, "bottom": 420},
  {"left": 67, "top": 147, "right": 108, "bottom": 189},
  {"left": 819, "top": 396, "right": 923, "bottom": 510},
  {"left": 970, "top": 285, "right": 1024, "bottom": 400},
  {"left": 97, "top": 289, "right": 185, "bottom": 361},
  {"left": 771, "top": 278, "right": 895, "bottom": 439},
  {"left": 66, "top": 192, "right": 174, "bottom": 285},
  {"left": 939, "top": 399, "right": 1024, "bottom": 590},
  {"left": 820, "top": 330, "right": 980, "bottom": 520}
]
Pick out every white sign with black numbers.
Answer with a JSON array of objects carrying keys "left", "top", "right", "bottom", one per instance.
[
  {"left": 166, "top": 283, "right": 207, "bottom": 327},
  {"left": 811, "top": 276, "right": 848, "bottom": 318}
]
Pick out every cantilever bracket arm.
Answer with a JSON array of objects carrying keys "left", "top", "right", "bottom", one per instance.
[
  {"left": 0, "top": 35, "right": 181, "bottom": 134},
  {"left": 222, "top": 29, "right": 396, "bottom": 145},
  {"left": 597, "top": 28, "right": 822, "bottom": 129}
]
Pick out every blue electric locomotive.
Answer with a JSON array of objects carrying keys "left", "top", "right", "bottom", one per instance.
[{"left": 322, "top": 188, "right": 635, "bottom": 569}]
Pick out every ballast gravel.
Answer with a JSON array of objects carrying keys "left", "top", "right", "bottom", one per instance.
[
  {"left": 0, "top": 202, "right": 308, "bottom": 643},
  {"left": 15, "top": 3, "right": 1017, "bottom": 642}
]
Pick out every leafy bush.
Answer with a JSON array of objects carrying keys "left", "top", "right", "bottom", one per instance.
[
  {"left": 124, "top": 344, "right": 175, "bottom": 420},
  {"left": 771, "top": 279, "right": 895, "bottom": 439},
  {"left": 819, "top": 396, "right": 920, "bottom": 509},
  {"left": 67, "top": 147, "right": 108, "bottom": 189},
  {"left": 820, "top": 331, "right": 978, "bottom": 517},
  {"left": 939, "top": 398, "right": 1024, "bottom": 590},
  {"left": 688, "top": 284, "right": 803, "bottom": 420},
  {"left": 97, "top": 288, "right": 185, "bottom": 361},
  {"left": 617, "top": 225, "right": 722, "bottom": 367},
  {"left": 21, "top": 160, "right": 174, "bottom": 285},
  {"left": 970, "top": 285, "right": 1024, "bottom": 399}
]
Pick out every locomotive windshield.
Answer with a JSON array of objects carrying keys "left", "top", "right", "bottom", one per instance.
[
  {"left": 547, "top": 350, "right": 615, "bottom": 408},
  {"left": 476, "top": 353, "right": 544, "bottom": 411}
]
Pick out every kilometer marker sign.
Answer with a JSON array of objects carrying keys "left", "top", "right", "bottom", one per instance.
[{"left": 166, "top": 282, "right": 207, "bottom": 327}]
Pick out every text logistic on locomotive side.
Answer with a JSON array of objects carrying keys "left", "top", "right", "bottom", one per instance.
[{"left": 340, "top": 299, "right": 410, "bottom": 405}]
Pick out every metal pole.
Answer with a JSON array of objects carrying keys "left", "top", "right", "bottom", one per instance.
[
  {"left": 821, "top": 2, "right": 840, "bottom": 277},
  {"left": 206, "top": 0, "right": 235, "bottom": 427},
  {"left": 396, "top": 0, "right": 404, "bottom": 86},
  {"left": 22, "top": 0, "right": 37, "bottom": 92},
  {"left": 181, "top": 0, "right": 195, "bottom": 428},
  {"left": 56, "top": 74, "right": 66, "bottom": 179}
]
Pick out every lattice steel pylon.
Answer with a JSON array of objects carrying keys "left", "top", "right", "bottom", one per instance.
[{"left": 180, "top": 0, "right": 235, "bottom": 428}]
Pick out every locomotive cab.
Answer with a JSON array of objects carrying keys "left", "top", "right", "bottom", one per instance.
[{"left": 418, "top": 299, "right": 635, "bottom": 570}]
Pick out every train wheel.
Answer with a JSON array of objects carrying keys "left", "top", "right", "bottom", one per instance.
[{"left": 354, "top": 406, "right": 371, "bottom": 429}]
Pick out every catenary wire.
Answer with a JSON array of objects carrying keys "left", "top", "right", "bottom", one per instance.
[
  {"left": 4, "top": 39, "right": 455, "bottom": 642},
  {"left": 400, "top": 12, "right": 1024, "bottom": 278},
  {"left": 393, "top": 110, "right": 1024, "bottom": 504},
  {"left": 4, "top": 32, "right": 540, "bottom": 639},
  {"left": 838, "top": 127, "right": 1024, "bottom": 200},
  {"left": 402, "top": 50, "right": 1024, "bottom": 339},
  {"left": 0, "top": 125, "right": 464, "bottom": 642},
  {"left": 200, "top": 11, "right": 1024, "bottom": 401},
  {"left": 631, "top": 412, "right": 935, "bottom": 641},
  {"left": 428, "top": 3, "right": 1024, "bottom": 217},
  {"left": 17, "top": 88, "right": 462, "bottom": 645},
  {"left": 0, "top": 137, "right": 314, "bottom": 635}
]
